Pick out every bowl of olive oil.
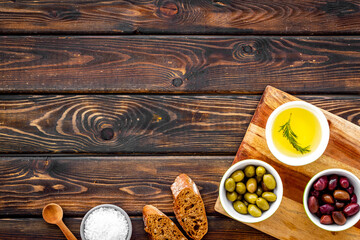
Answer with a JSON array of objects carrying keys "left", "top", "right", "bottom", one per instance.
[{"left": 265, "top": 101, "right": 330, "bottom": 166}]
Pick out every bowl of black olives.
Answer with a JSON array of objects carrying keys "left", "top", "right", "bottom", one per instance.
[
  {"left": 219, "top": 159, "right": 283, "bottom": 223},
  {"left": 303, "top": 169, "right": 360, "bottom": 231}
]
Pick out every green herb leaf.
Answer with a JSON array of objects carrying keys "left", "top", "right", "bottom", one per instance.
[{"left": 278, "top": 113, "right": 311, "bottom": 154}]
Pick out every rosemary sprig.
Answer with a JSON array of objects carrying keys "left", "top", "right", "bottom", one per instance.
[{"left": 278, "top": 113, "right": 311, "bottom": 154}]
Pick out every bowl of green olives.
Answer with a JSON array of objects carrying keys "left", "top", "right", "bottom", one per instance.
[{"left": 219, "top": 159, "right": 283, "bottom": 223}]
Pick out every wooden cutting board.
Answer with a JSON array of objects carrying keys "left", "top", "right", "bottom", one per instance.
[{"left": 214, "top": 86, "right": 360, "bottom": 239}]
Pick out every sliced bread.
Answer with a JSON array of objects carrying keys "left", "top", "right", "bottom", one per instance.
[
  {"left": 171, "top": 174, "right": 208, "bottom": 240},
  {"left": 143, "top": 205, "right": 188, "bottom": 240}
]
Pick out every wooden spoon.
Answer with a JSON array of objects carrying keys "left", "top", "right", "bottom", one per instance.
[{"left": 42, "top": 203, "right": 77, "bottom": 240}]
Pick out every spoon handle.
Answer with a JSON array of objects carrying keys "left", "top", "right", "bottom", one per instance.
[{"left": 57, "top": 220, "right": 77, "bottom": 240}]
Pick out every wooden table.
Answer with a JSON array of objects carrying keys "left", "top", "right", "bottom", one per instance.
[{"left": 0, "top": 1, "right": 359, "bottom": 239}]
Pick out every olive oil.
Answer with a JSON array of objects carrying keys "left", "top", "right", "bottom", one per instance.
[{"left": 272, "top": 107, "right": 321, "bottom": 157}]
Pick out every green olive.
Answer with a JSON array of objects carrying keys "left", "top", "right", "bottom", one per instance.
[
  {"left": 244, "top": 193, "right": 258, "bottom": 204},
  {"left": 226, "top": 191, "right": 238, "bottom": 202},
  {"left": 231, "top": 170, "right": 245, "bottom": 182},
  {"left": 263, "top": 174, "right": 276, "bottom": 190},
  {"left": 248, "top": 204, "right": 262, "bottom": 217},
  {"left": 261, "top": 181, "right": 270, "bottom": 192},
  {"left": 256, "top": 166, "right": 266, "bottom": 177},
  {"left": 244, "top": 165, "right": 255, "bottom": 178},
  {"left": 237, "top": 194, "right": 243, "bottom": 201},
  {"left": 242, "top": 200, "right": 249, "bottom": 207},
  {"left": 256, "top": 186, "right": 263, "bottom": 196},
  {"left": 236, "top": 182, "right": 246, "bottom": 195},
  {"left": 246, "top": 178, "right": 257, "bottom": 193},
  {"left": 262, "top": 192, "right": 277, "bottom": 202},
  {"left": 233, "top": 200, "right": 248, "bottom": 214},
  {"left": 225, "top": 178, "right": 236, "bottom": 192},
  {"left": 256, "top": 175, "right": 262, "bottom": 183},
  {"left": 256, "top": 197, "right": 270, "bottom": 211}
]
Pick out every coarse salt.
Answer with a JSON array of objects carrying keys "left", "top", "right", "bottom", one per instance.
[{"left": 84, "top": 207, "right": 129, "bottom": 240}]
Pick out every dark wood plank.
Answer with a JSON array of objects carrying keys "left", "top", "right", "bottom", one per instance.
[
  {"left": 0, "top": 0, "right": 359, "bottom": 34},
  {"left": 0, "top": 95, "right": 256, "bottom": 153},
  {"left": 0, "top": 95, "right": 359, "bottom": 154},
  {"left": 1, "top": 36, "right": 360, "bottom": 93},
  {"left": 0, "top": 217, "right": 276, "bottom": 240},
  {"left": 0, "top": 156, "right": 232, "bottom": 216}
]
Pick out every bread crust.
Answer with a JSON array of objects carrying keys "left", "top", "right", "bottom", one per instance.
[
  {"left": 143, "top": 205, "right": 165, "bottom": 231},
  {"left": 171, "top": 174, "right": 208, "bottom": 240},
  {"left": 143, "top": 205, "right": 188, "bottom": 240},
  {"left": 171, "top": 174, "right": 200, "bottom": 199}
]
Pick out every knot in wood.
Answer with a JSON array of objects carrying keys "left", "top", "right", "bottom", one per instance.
[
  {"left": 46, "top": 7, "right": 81, "bottom": 20},
  {"left": 242, "top": 45, "right": 253, "bottom": 54},
  {"left": 159, "top": 2, "right": 179, "bottom": 17},
  {"left": 32, "top": 159, "right": 52, "bottom": 173},
  {"left": 172, "top": 78, "right": 183, "bottom": 87},
  {"left": 101, "top": 127, "right": 114, "bottom": 141}
]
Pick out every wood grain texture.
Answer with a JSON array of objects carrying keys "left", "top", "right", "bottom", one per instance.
[
  {"left": 0, "top": 94, "right": 359, "bottom": 154},
  {"left": 215, "top": 86, "right": 360, "bottom": 239},
  {"left": 0, "top": 95, "right": 257, "bottom": 153},
  {"left": 0, "top": 217, "right": 276, "bottom": 240},
  {"left": 1, "top": 36, "right": 360, "bottom": 93},
  {"left": 0, "top": 156, "right": 233, "bottom": 216},
  {"left": 0, "top": 0, "right": 360, "bottom": 34}
]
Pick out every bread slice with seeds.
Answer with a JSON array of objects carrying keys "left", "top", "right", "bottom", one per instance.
[
  {"left": 143, "top": 205, "right": 188, "bottom": 240},
  {"left": 171, "top": 174, "right": 208, "bottom": 240}
]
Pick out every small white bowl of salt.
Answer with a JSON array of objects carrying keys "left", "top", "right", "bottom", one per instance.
[{"left": 80, "top": 204, "right": 132, "bottom": 240}]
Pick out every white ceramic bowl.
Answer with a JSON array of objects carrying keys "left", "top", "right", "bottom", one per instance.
[
  {"left": 80, "top": 204, "right": 132, "bottom": 240},
  {"left": 303, "top": 169, "right": 360, "bottom": 231},
  {"left": 265, "top": 101, "right": 330, "bottom": 166},
  {"left": 219, "top": 159, "right": 283, "bottom": 223}
]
